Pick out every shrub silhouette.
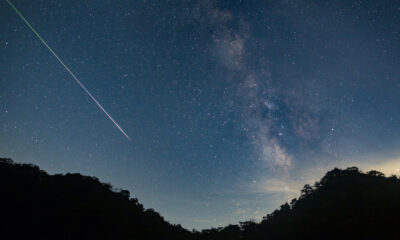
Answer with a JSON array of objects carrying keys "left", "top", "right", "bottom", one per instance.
[{"left": 1, "top": 157, "right": 400, "bottom": 240}]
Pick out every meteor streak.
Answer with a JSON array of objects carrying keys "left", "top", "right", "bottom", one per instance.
[{"left": 6, "top": 0, "right": 131, "bottom": 141}]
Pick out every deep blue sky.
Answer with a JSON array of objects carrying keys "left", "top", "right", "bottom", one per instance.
[{"left": 1, "top": 0, "right": 400, "bottom": 229}]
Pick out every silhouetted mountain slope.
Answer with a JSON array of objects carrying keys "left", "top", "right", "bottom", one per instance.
[
  {"left": 1, "top": 158, "right": 400, "bottom": 240},
  {"left": 0, "top": 158, "right": 191, "bottom": 240},
  {"left": 197, "top": 167, "right": 400, "bottom": 240},
  {"left": 255, "top": 167, "right": 400, "bottom": 239}
]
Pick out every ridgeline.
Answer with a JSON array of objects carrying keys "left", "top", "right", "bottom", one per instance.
[{"left": 1, "top": 158, "right": 399, "bottom": 239}]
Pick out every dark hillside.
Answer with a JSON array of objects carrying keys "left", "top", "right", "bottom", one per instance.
[
  {"left": 2, "top": 158, "right": 400, "bottom": 240},
  {"left": 198, "top": 167, "right": 400, "bottom": 240},
  {"left": 0, "top": 158, "right": 191, "bottom": 240}
]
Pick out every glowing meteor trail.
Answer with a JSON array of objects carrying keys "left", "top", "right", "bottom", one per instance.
[{"left": 6, "top": 0, "right": 131, "bottom": 141}]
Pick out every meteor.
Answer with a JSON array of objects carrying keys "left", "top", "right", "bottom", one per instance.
[{"left": 6, "top": 0, "right": 131, "bottom": 141}]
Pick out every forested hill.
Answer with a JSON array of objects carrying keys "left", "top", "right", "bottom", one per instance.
[
  {"left": 0, "top": 158, "right": 191, "bottom": 240},
  {"left": 1, "top": 158, "right": 400, "bottom": 240}
]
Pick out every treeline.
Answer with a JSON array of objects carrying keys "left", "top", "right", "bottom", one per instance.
[{"left": 1, "top": 158, "right": 400, "bottom": 239}]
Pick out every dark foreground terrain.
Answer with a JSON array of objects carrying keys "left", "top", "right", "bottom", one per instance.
[{"left": 1, "top": 157, "right": 400, "bottom": 239}]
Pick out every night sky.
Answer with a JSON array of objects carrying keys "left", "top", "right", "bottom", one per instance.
[{"left": 1, "top": 0, "right": 400, "bottom": 230}]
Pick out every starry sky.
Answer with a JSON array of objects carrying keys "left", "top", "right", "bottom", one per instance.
[{"left": 1, "top": 0, "right": 400, "bottom": 230}]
